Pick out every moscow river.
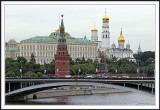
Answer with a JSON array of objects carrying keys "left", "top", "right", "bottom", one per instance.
[{"left": 6, "top": 82, "right": 155, "bottom": 105}]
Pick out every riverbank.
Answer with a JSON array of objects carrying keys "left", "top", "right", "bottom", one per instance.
[{"left": 27, "top": 87, "right": 131, "bottom": 99}]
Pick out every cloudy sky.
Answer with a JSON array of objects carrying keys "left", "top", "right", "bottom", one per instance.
[{"left": 4, "top": 2, "right": 156, "bottom": 53}]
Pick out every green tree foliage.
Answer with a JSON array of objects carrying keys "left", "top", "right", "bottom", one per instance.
[
  {"left": 144, "top": 64, "right": 155, "bottom": 77},
  {"left": 75, "top": 58, "right": 82, "bottom": 64},
  {"left": 134, "top": 51, "right": 155, "bottom": 62},
  {"left": 36, "top": 72, "right": 43, "bottom": 77},
  {"left": 17, "top": 57, "right": 27, "bottom": 64},
  {"left": 86, "top": 59, "right": 93, "bottom": 64},
  {"left": 70, "top": 58, "right": 75, "bottom": 65},
  {"left": 24, "top": 71, "right": 37, "bottom": 77},
  {"left": 6, "top": 71, "right": 16, "bottom": 77}
]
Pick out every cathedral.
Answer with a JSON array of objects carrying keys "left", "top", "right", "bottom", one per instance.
[{"left": 91, "top": 9, "right": 136, "bottom": 62}]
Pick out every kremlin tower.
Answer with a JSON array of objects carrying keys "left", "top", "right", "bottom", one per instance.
[
  {"left": 55, "top": 15, "right": 70, "bottom": 77},
  {"left": 101, "top": 8, "right": 110, "bottom": 50},
  {"left": 98, "top": 50, "right": 108, "bottom": 75}
]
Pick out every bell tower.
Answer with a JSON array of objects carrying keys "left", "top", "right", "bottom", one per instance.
[{"left": 101, "top": 8, "right": 110, "bottom": 50}]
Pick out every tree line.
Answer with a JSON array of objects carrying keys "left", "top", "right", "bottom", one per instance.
[{"left": 5, "top": 51, "right": 155, "bottom": 77}]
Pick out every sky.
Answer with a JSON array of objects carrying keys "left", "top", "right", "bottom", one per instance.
[{"left": 4, "top": 3, "right": 156, "bottom": 53}]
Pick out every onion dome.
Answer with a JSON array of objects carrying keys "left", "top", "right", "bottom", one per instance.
[
  {"left": 91, "top": 23, "right": 98, "bottom": 31},
  {"left": 102, "top": 8, "right": 109, "bottom": 21},
  {"left": 56, "top": 25, "right": 60, "bottom": 32},
  {"left": 102, "top": 49, "right": 104, "bottom": 53},
  {"left": 118, "top": 28, "right": 125, "bottom": 43}
]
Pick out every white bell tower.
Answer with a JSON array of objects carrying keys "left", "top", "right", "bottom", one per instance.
[{"left": 101, "top": 8, "right": 110, "bottom": 50}]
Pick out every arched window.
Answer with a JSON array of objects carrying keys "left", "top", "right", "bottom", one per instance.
[{"left": 106, "top": 35, "right": 107, "bottom": 38}]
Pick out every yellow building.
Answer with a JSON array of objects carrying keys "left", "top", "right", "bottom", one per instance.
[{"left": 20, "top": 25, "right": 98, "bottom": 64}]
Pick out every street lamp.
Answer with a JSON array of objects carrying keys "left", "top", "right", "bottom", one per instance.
[
  {"left": 137, "top": 59, "right": 140, "bottom": 77},
  {"left": 152, "top": 60, "right": 155, "bottom": 78},
  {"left": 77, "top": 60, "right": 81, "bottom": 78},
  {"left": 114, "top": 60, "right": 117, "bottom": 74},
  {"left": 56, "top": 60, "right": 59, "bottom": 79},
  {"left": 20, "top": 60, "right": 24, "bottom": 78},
  {"left": 43, "top": 60, "right": 46, "bottom": 77}
]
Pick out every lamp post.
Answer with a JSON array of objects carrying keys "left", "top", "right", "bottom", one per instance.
[
  {"left": 58, "top": 60, "right": 59, "bottom": 79},
  {"left": 137, "top": 59, "right": 140, "bottom": 78},
  {"left": 114, "top": 60, "right": 117, "bottom": 74},
  {"left": 77, "top": 60, "right": 81, "bottom": 78},
  {"left": 20, "top": 60, "right": 24, "bottom": 78},
  {"left": 43, "top": 59, "right": 47, "bottom": 77},
  {"left": 152, "top": 60, "right": 155, "bottom": 77},
  {"left": 96, "top": 64, "right": 98, "bottom": 74}
]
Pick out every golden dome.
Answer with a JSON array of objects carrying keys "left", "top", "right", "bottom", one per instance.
[
  {"left": 102, "top": 49, "right": 104, "bottom": 52},
  {"left": 102, "top": 8, "right": 109, "bottom": 20},
  {"left": 98, "top": 47, "right": 100, "bottom": 50},
  {"left": 91, "top": 23, "right": 98, "bottom": 31},
  {"left": 56, "top": 25, "right": 60, "bottom": 32},
  {"left": 118, "top": 28, "right": 125, "bottom": 43}
]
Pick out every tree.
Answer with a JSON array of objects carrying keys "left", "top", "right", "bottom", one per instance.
[
  {"left": 6, "top": 71, "right": 16, "bottom": 77},
  {"left": 75, "top": 58, "right": 82, "bottom": 64},
  {"left": 86, "top": 59, "right": 93, "bottom": 64},
  {"left": 36, "top": 72, "right": 43, "bottom": 77},
  {"left": 145, "top": 58, "right": 155, "bottom": 66},
  {"left": 81, "top": 54, "right": 85, "bottom": 64},
  {"left": 144, "top": 63, "right": 155, "bottom": 77},
  {"left": 70, "top": 66, "right": 76, "bottom": 75},
  {"left": 70, "top": 58, "right": 75, "bottom": 65},
  {"left": 30, "top": 53, "right": 36, "bottom": 62},
  {"left": 134, "top": 51, "right": 155, "bottom": 62},
  {"left": 24, "top": 71, "right": 37, "bottom": 77},
  {"left": 17, "top": 56, "right": 27, "bottom": 64}
]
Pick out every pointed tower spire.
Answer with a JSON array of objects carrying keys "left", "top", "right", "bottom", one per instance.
[
  {"left": 60, "top": 14, "right": 65, "bottom": 36},
  {"left": 58, "top": 14, "right": 67, "bottom": 45},
  {"left": 138, "top": 42, "right": 142, "bottom": 53}
]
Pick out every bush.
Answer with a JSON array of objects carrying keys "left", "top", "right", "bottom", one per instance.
[
  {"left": 36, "top": 72, "right": 43, "bottom": 77},
  {"left": 24, "top": 71, "right": 37, "bottom": 77},
  {"left": 6, "top": 71, "right": 16, "bottom": 77}
]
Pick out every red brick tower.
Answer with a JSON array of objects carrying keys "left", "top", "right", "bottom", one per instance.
[
  {"left": 55, "top": 15, "right": 70, "bottom": 77},
  {"left": 98, "top": 50, "right": 108, "bottom": 75}
]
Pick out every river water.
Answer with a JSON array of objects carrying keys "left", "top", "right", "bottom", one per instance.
[{"left": 6, "top": 82, "right": 155, "bottom": 105}]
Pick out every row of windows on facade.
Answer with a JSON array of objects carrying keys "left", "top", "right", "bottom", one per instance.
[
  {"left": 108, "top": 54, "right": 133, "bottom": 58},
  {"left": 6, "top": 53, "right": 20, "bottom": 57},
  {"left": 21, "top": 45, "right": 97, "bottom": 52},
  {"left": 21, "top": 52, "right": 97, "bottom": 58}
]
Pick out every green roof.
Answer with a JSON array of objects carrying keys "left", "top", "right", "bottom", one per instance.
[
  {"left": 5, "top": 47, "right": 20, "bottom": 51},
  {"left": 49, "top": 32, "right": 74, "bottom": 38},
  {"left": 75, "top": 38, "right": 94, "bottom": 44},
  {"left": 21, "top": 36, "right": 58, "bottom": 42}
]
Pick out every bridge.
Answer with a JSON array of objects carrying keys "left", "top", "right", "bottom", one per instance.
[
  {"left": 5, "top": 78, "right": 155, "bottom": 101},
  {"left": 6, "top": 78, "right": 155, "bottom": 83}
]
